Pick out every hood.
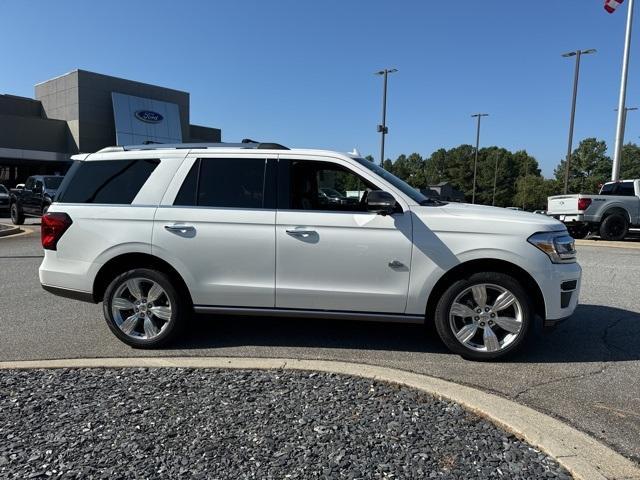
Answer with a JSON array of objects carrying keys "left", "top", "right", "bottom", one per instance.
[{"left": 412, "top": 202, "right": 565, "bottom": 235}]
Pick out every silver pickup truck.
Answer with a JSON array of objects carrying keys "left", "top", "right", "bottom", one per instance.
[{"left": 547, "top": 179, "right": 640, "bottom": 240}]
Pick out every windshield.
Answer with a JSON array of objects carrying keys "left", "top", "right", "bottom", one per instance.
[
  {"left": 44, "top": 177, "right": 63, "bottom": 190},
  {"left": 351, "top": 157, "right": 429, "bottom": 204},
  {"left": 0, "top": 185, "right": 7, "bottom": 194}
]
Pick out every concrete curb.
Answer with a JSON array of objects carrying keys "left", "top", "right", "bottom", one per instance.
[
  {"left": 576, "top": 239, "right": 640, "bottom": 250},
  {"left": 1, "top": 357, "right": 638, "bottom": 479},
  {"left": 0, "top": 223, "right": 22, "bottom": 238},
  {"left": 0, "top": 223, "right": 36, "bottom": 240}
]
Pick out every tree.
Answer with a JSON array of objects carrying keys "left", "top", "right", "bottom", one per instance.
[
  {"left": 554, "top": 138, "right": 611, "bottom": 193},
  {"left": 514, "top": 176, "right": 561, "bottom": 211},
  {"left": 621, "top": 143, "right": 640, "bottom": 179}
]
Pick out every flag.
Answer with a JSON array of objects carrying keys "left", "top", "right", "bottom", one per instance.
[{"left": 605, "top": 0, "right": 624, "bottom": 13}]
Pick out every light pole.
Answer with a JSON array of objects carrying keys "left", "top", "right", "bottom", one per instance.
[
  {"left": 614, "top": 106, "right": 638, "bottom": 149},
  {"left": 471, "top": 113, "right": 488, "bottom": 204},
  {"left": 613, "top": 0, "right": 635, "bottom": 181},
  {"left": 375, "top": 68, "right": 397, "bottom": 167},
  {"left": 562, "top": 48, "right": 596, "bottom": 194}
]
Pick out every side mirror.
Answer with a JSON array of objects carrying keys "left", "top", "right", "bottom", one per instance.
[{"left": 366, "top": 190, "right": 398, "bottom": 215}]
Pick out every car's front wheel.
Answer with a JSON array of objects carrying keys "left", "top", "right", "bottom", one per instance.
[
  {"left": 10, "top": 203, "right": 24, "bottom": 225},
  {"left": 103, "top": 268, "right": 184, "bottom": 348},
  {"left": 434, "top": 272, "right": 532, "bottom": 361}
]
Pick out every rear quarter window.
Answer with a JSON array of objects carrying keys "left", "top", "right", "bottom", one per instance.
[{"left": 56, "top": 159, "right": 159, "bottom": 204}]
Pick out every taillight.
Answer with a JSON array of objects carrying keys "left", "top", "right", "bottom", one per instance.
[
  {"left": 577, "top": 198, "right": 592, "bottom": 211},
  {"left": 41, "top": 212, "right": 72, "bottom": 250}
]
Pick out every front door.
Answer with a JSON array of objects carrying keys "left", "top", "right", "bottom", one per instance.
[
  {"left": 275, "top": 158, "right": 413, "bottom": 313},
  {"left": 153, "top": 155, "right": 277, "bottom": 308}
]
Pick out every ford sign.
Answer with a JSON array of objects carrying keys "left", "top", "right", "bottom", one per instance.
[{"left": 135, "top": 110, "right": 164, "bottom": 123}]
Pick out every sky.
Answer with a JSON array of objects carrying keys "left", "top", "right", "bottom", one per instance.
[{"left": 1, "top": 0, "right": 639, "bottom": 177}]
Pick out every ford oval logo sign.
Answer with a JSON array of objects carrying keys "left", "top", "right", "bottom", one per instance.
[{"left": 135, "top": 110, "right": 163, "bottom": 123}]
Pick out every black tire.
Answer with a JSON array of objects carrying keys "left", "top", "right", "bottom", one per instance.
[
  {"left": 42, "top": 205, "right": 49, "bottom": 215},
  {"left": 10, "top": 203, "right": 24, "bottom": 225},
  {"left": 567, "top": 225, "right": 590, "bottom": 239},
  {"left": 599, "top": 214, "right": 628, "bottom": 241},
  {"left": 103, "top": 268, "right": 185, "bottom": 348},
  {"left": 434, "top": 272, "right": 532, "bottom": 361}
]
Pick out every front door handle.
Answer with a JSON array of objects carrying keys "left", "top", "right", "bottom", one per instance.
[
  {"left": 286, "top": 229, "right": 317, "bottom": 238},
  {"left": 164, "top": 224, "right": 195, "bottom": 234}
]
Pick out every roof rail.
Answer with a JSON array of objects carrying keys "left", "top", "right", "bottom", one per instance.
[{"left": 96, "top": 141, "right": 289, "bottom": 153}]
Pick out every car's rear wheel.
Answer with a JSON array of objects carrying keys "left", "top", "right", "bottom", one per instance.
[
  {"left": 103, "top": 268, "right": 184, "bottom": 348},
  {"left": 599, "top": 214, "right": 628, "bottom": 241},
  {"left": 434, "top": 272, "right": 532, "bottom": 361},
  {"left": 10, "top": 203, "right": 24, "bottom": 225}
]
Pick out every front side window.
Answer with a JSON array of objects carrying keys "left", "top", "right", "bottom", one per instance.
[
  {"left": 0, "top": 185, "right": 7, "bottom": 194},
  {"left": 174, "top": 158, "right": 272, "bottom": 209},
  {"left": 56, "top": 159, "right": 159, "bottom": 204},
  {"left": 280, "top": 160, "right": 379, "bottom": 211},
  {"left": 619, "top": 182, "right": 635, "bottom": 196}
]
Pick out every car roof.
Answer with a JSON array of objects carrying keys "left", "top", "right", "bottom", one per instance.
[{"left": 71, "top": 147, "right": 357, "bottom": 162}]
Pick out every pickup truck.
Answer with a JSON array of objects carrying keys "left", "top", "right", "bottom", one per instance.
[
  {"left": 9, "top": 175, "right": 64, "bottom": 225},
  {"left": 547, "top": 179, "right": 640, "bottom": 240}
]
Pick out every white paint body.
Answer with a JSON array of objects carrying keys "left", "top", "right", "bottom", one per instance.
[{"left": 40, "top": 148, "right": 581, "bottom": 323}]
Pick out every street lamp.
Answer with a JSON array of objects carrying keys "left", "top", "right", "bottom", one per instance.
[
  {"left": 614, "top": 106, "right": 638, "bottom": 149},
  {"left": 375, "top": 68, "right": 398, "bottom": 167},
  {"left": 561, "top": 48, "right": 596, "bottom": 194},
  {"left": 471, "top": 113, "right": 488, "bottom": 204}
]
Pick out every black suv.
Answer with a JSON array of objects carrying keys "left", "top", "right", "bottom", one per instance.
[{"left": 10, "top": 175, "right": 64, "bottom": 225}]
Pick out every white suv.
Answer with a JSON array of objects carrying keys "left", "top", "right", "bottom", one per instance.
[{"left": 39, "top": 141, "right": 581, "bottom": 360}]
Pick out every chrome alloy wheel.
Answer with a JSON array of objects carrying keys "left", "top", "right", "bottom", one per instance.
[
  {"left": 448, "top": 283, "right": 523, "bottom": 353},
  {"left": 111, "top": 277, "right": 172, "bottom": 340}
]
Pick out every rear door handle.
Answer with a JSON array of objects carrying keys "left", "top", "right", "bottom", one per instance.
[
  {"left": 164, "top": 224, "right": 195, "bottom": 234},
  {"left": 286, "top": 229, "right": 317, "bottom": 238}
]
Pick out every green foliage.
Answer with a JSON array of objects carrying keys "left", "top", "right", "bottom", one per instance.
[
  {"left": 373, "top": 137, "right": 636, "bottom": 210},
  {"left": 381, "top": 145, "right": 541, "bottom": 207},
  {"left": 621, "top": 143, "right": 640, "bottom": 179},
  {"left": 514, "top": 176, "right": 561, "bottom": 211},
  {"left": 554, "top": 138, "right": 611, "bottom": 194}
]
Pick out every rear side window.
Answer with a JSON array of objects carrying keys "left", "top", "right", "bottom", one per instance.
[
  {"left": 56, "top": 159, "right": 159, "bottom": 204},
  {"left": 174, "top": 158, "right": 275, "bottom": 209}
]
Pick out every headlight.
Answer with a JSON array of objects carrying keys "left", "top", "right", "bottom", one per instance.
[{"left": 528, "top": 232, "right": 576, "bottom": 263}]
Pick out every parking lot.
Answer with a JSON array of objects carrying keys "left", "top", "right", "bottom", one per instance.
[{"left": 0, "top": 218, "right": 639, "bottom": 464}]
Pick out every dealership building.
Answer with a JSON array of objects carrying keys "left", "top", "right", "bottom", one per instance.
[{"left": 0, "top": 69, "right": 221, "bottom": 187}]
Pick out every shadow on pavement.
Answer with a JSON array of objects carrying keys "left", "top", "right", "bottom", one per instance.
[{"left": 171, "top": 304, "right": 639, "bottom": 364}]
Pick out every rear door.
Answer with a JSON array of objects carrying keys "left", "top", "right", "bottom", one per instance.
[{"left": 153, "top": 154, "right": 277, "bottom": 308}]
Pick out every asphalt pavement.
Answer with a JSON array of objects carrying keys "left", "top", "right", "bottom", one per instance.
[{"left": 0, "top": 218, "right": 639, "bottom": 464}]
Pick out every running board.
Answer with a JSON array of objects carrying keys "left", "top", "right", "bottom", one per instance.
[{"left": 193, "top": 306, "right": 425, "bottom": 325}]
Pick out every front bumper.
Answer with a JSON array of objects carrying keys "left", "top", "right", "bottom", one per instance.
[{"left": 538, "top": 261, "right": 582, "bottom": 326}]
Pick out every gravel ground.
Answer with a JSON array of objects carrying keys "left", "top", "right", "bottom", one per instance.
[{"left": 0, "top": 368, "right": 571, "bottom": 480}]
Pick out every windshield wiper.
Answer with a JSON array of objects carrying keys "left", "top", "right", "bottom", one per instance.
[{"left": 419, "top": 197, "right": 446, "bottom": 206}]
